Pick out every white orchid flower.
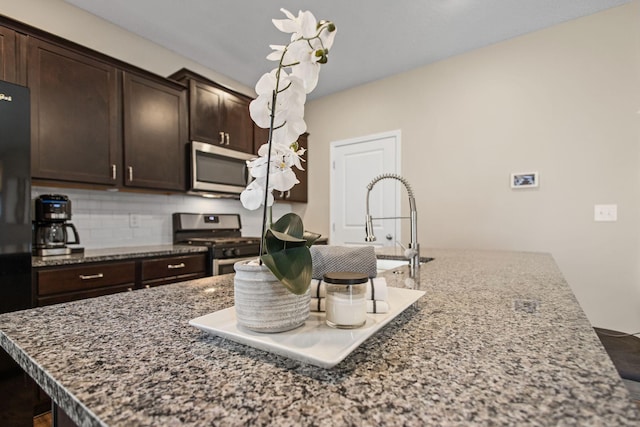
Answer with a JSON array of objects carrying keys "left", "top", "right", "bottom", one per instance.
[
  {"left": 273, "top": 9, "right": 317, "bottom": 38},
  {"left": 240, "top": 179, "right": 273, "bottom": 210},
  {"left": 241, "top": 8, "right": 335, "bottom": 211}
]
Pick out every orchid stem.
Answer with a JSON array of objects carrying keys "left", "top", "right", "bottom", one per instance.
[{"left": 258, "top": 89, "right": 279, "bottom": 262}]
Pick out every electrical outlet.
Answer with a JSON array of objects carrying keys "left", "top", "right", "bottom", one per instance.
[
  {"left": 129, "top": 214, "right": 140, "bottom": 228},
  {"left": 594, "top": 204, "right": 617, "bottom": 222}
]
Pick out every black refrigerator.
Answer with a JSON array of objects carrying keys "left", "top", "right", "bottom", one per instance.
[
  {"left": 0, "top": 79, "right": 31, "bottom": 341},
  {"left": 0, "top": 80, "right": 37, "bottom": 425}
]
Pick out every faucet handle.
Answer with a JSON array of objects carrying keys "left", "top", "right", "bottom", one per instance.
[
  {"left": 396, "top": 240, "right": 417, "bottom": 259},
  {"left": 404, "top": 248, "right": 418, "bottom": 259}
]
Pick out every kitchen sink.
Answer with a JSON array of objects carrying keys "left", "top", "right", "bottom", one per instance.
[{"left": 376, "top": 258, "right": 410, "bottom": 272}]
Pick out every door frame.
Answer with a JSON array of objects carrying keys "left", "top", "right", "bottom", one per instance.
[{"left": 329, "top": 129, "right": 402, "bottom": 245}]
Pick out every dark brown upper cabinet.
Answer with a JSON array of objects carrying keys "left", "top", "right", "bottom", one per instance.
[
  {"left": 28, "top": 37, "right": 121, "bottom": 186},
  {"left": 278, "top": 133, "right": 308, "bottom": 203},
  {"left": 170, "top": 69, "right": 254, "bottom": 154},
  {"left": 257, "top": 129, "right": 308, "bottom": 204},
  {"left": 286, "top": 133, "right": 308, "bottom": 203},
  {"left": 122, "top": 72, "right": 187, "bottom": 191},
  {"left": 0, "top": 25, "right": 16, "bottom": 83}
]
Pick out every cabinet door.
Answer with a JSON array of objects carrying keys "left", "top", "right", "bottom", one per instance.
[
  {"left": 285, "top": 133, "right": 308, "bottom": 203},
  {"left": 253, "top": 123, "right": 269, "bottom": 153},
  {"left": 189, "top": 79, "right": 224, "bottom": 145},
  {"left": 0, "top": 26, "right": 16, "bottom": 83},
  {"left": 254, "top": 130, "right": 308, "bottom": 203},
  {"left": 28, "top": 38, "right": 120, "bottom": 185},
  {"left": 223, "top": 93, "right": 254, "bottom": 153},
  {"left": 123, "top": 72, "right": 187, "bottom": 191},
  {"left": 188, "top": 79, "right": 254, "bottom": 154}
]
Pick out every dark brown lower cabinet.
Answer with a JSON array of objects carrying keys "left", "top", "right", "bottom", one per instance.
[
  {"left": 141, "top": 254, "right": 208, "bottom": 287},
  {"left": 34, "top": 253, "right": 209, "bottom": 306},
  {"left": 36, "top": 261, "right": 136, "bottom": 307}
]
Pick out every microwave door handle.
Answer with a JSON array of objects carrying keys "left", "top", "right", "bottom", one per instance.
[{"left": 244, "top": 162, "right": 251, "bottom": 184}]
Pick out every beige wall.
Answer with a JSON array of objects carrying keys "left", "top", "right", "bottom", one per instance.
[{"left": 305, "top": 1, "right": 640, "bottom": 332}]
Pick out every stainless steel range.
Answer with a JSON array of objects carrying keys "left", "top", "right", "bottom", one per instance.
[{"left": 172, "top": 213, "right": 261, "bottom": 275}]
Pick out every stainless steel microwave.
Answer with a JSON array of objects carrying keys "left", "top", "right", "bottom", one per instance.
[{"left": 189, "top": 141, "right": 254, "bottom": 196}]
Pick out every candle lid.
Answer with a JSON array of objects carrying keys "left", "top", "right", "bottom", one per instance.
[{"left": 323, "top": 271, "right": 368, "bottom": 285}]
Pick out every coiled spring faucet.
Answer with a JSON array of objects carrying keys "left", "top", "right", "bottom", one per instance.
[{"left": 365, "top": 174, "right": 420, "bottom": 272}]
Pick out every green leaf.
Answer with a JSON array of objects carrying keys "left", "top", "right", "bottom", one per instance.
[
  {"left": 271, "top": 213, "right": 304, "bottom": 238},
  {"left": 259, "top": 212, "right": 321, "bottom": 295},
  {"left": 264, "top": 228, "right": 306, "bottom": 254},
  {"left": 261, "top": 246, "right": 312, "bottom": 295}
]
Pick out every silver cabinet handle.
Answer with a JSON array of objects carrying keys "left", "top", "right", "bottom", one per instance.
[
  {"left": 168, "top": 263, "right": 186, "bottom": 269},
  {"left": 219, "top": 131, "right": 225, "bottom": 145},
  {"left": 225, "top": 133, "right": 230, "bottom": 145},
  {"left": 111, "top": 164, "right": 117, "bottom": 180},
  {"left": 128, "top": 166, "right": 133, "bottom": 182},
  {"left": 79, "top": 273, "right": 104, "bottom": 280}
]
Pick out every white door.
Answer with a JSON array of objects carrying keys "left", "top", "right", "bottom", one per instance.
[{"left": 330, "top": 130, "right": 400, "bottom": 246}]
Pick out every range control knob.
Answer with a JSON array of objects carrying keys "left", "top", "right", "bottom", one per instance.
[{"left": 223, "top": 248, "right": 238, "bottom": 257}]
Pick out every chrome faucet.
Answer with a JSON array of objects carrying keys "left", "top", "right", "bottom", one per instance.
[{"left": 365, "top": 174, "right": 420, "bottom": 272}]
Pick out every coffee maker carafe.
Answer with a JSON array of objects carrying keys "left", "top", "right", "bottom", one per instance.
[{"left": 33, "top": 194, "right": 82, "bottom": 256}]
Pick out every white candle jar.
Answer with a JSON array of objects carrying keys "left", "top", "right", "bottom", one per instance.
[{"left": 324, "top": 272, "right": 368, "bottom": 329}]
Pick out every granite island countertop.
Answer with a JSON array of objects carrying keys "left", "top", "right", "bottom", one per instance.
[
  {"left": 32, "top": 244, "right": 209, "bottom": 268},
  {"left": 1, "top": 249, "right": 639, "bottom": 426}
]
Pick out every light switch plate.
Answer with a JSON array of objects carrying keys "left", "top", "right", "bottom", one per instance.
[
  {"left": 129, "top": 214, "right": 140, "bottom": 228},
  {"left": 594, "top": 204, "right": 617, "bottom": 222}
]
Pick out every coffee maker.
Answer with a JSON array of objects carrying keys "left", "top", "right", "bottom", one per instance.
[{"left": 33, "top": 194, "right": 82, "bottom": 256}]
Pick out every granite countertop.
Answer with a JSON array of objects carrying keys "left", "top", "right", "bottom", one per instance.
[
  {"left": 32, "top": 244, "right": 209, "bottom": 268},
  {"left": 2, "top": 249, "right": 639, "bottom": 426}
]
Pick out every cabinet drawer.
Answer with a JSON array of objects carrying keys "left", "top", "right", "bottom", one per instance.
[
  {"left": 141, "top": 254, "right": 207, "bottom": 284},
  {"left": 37, "top": 283, "right": 134, "bottom": 307},
  {"left": 37, "top": 262, "right": 136, "bottom": 296}
]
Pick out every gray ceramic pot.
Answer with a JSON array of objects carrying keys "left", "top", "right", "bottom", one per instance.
[{"left": 233, "top": 260, "right": 310, "bottom": 333}]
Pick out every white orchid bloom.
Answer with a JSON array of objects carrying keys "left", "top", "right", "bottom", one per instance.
[
  {"left": 240, "top": 179, "right": 273, "bottom": 210},
  {"left": 241, "top": 8, "right": 335, "bottom": 211},
  {"left": 273, "top": 9, "right": 317, "bottom": 38}
]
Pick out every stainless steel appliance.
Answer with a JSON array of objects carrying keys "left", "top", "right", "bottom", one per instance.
[
  {"left": 188, "top": 141, "right": 253, "bottom": 197},
  {"left": 32, "top": 194, "right": 82, "bottom": 256},
  {"left": 173, "top": 213, "right": 261, "bottom": 275}
]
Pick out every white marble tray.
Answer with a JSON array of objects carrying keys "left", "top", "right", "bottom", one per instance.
[{"left": 189, "top": 287, "right": 425, "bottom": 368}]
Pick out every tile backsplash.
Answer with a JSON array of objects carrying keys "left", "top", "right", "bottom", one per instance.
[{"left": 32, "top": 187, "right": 292, "bottom": 249}]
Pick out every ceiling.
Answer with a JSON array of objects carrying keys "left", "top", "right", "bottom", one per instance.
[{"left": 64, "top": 0, "right": 631, "bottom": 100}]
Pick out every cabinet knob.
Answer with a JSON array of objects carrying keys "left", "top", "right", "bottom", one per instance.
[
  {"left": 219, "top": 131, "right": 225, "bottom": 145},
  {"left": 111, "top": 164, "right": 117, "bottom": 180},
  {"left": 225, "top": 133, "right": 230, "bottom": 145},
  {"left": 128, "top": 166, "right": 133, "bottom": 182}
]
